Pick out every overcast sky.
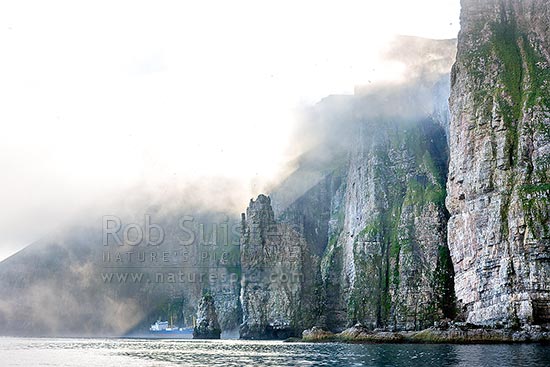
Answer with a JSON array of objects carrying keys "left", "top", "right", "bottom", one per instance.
[{"left": 0, "top": 0, "right": 460, "bottom": 261}]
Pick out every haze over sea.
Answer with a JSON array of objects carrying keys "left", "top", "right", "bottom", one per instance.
[{"left": 1, "top": 338, "right": 549, "bottom": 367}]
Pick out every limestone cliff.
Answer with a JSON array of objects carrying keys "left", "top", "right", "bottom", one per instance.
[
  {"left": 244, "top": 2, "right": 550, "bottom": 335},
  {"left": 321, "top": 116, "right": 455, "bottom": 331},
  {"left": 447, "top": 0, "right": 550, "bottom": 327},
  {"left": 239, "top": 36, "right": 458, "bottom": 336}
]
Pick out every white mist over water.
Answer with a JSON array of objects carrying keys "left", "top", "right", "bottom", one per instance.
[{"left": 0, "top": 0, "right": 460, "bottom": 260}]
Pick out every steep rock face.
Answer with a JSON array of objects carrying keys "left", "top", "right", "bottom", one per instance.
[
  {"left": 274, "top": 172, "right": 344, "bottom": 258},
  {"left": 239, "top": 195, "right": 320, "bottom": 339},
  {"left": 238, "top": 37, "right": 458, "bottom": 335},
  {"left": 193, "top": 294, "right": 221, "bottom": 339},
  {"left": 322, "top": 117, "right": 455, "bottom": 331},
  {"left": 448, "top": 0, "right": 550, "bottom": 326}
]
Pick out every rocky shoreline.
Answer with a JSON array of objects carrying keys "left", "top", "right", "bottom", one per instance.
[{"left": 291, "top": 323, "right": 550, "bottom": 344}]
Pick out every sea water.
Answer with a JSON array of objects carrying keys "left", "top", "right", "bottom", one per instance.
[{"left": 1, "top": 337, "right": 549, "bottom": 366}]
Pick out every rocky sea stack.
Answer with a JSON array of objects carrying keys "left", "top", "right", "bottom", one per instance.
[{"left": 193, "top": 294, "right": 221, "bottom": 339}]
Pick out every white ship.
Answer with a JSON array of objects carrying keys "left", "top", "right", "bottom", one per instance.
[{"left": 149, "top": 317, "right": 193, "bottom": 335}]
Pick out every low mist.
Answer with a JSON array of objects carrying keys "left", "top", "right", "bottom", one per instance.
[{"left": 0, "top": 0, "right": 460, "bottom": 337}]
